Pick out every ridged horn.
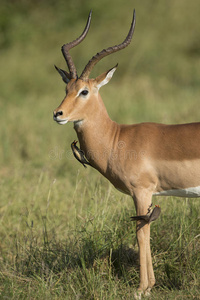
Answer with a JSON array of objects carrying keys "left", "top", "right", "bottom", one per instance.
[
  {"left": 80, "top": 9, "right": 136, "bottom": 80},
  {"left": 61, "top": 10, "right": 92, "bottom": 79}
]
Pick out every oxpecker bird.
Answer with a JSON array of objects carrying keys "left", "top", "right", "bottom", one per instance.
[
  {"left": 131, "top": 205, "right": 161, "bottom": 223},
  {"left": 71, "top": 140, "right": 92, "bottom": 168}
]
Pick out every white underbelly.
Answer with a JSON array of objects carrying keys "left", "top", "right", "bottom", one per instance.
[{"left": 153, "top": 186, "right": 200, "bottom": 198}]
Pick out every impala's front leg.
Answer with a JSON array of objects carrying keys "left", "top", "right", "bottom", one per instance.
[
  {"left": 145, "top": 221, "right": 156, "bottom": 296},
  {"left": 133, "top": 191, "right": 155, "bottom": 299}
]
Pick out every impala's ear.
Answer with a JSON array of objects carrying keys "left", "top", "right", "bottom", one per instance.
[
  {"left": 54, "top": 65, "right": 71, "bottom": 84},
  {"left": 95, "top": 64, "right": 118, "bottom": 90}
]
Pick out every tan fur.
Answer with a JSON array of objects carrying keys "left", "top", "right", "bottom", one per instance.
[{"left": 54, "top": 71, "right": 200, "bottom": 297}]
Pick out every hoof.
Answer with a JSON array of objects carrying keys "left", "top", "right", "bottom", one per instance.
[
  {"left": 134, "top": 290, "right": 142, "bottom": 300},
  {"left": 144, "top": 287, "right": 151, "bottom": 297},
  {"left": 134, "top": 287, "right": 152, "bottom": 299}
]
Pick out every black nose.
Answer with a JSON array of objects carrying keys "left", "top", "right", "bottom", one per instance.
[{"left": 54, "top": 110, "right": 63, "bottom": 118}]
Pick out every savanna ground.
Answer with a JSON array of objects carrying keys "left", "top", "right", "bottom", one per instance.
[{"left": 0, "top": 0, "right": 200, "bottom": 299}]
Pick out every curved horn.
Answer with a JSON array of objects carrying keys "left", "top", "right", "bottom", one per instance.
[
  {"left": 80, "top": 9, "right": 136, "bottom": 80},
  {"left": 62, "top": 10, "right": 92, "bottom": 79}
]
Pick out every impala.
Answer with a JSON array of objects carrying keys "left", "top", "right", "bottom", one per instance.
[{"left": 53, "top": 10, "right": 200, "bottom": 298}]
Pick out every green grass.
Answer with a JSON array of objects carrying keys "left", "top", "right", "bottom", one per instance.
[{"left": 0, "top": 0, "right": 200, "bottom": 299}]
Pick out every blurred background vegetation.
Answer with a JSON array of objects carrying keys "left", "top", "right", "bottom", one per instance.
[
  {"left": 0, "top": 0, "right": 200, "bottom": 299},
  {"left": 1, "top": 0, "right": 200, "bottom": 169}
]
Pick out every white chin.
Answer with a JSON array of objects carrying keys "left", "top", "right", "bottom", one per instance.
[
  {"left": 74, "top": 120, "right": 83, "bottom": 127},
  {"left": 57, "top": 119, "right": 68, "bottom": 125}
]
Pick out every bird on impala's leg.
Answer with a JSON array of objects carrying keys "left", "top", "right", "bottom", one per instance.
[
  {"left": 131, "top": 205, "right": 161, "bottom": 223},
  {"left": 71, "top": 140, "right": 92, "bottom": 168}
]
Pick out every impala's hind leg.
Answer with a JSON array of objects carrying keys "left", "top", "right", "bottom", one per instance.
[{"left": 133, "top": 190, "right": 155, "bottom": 299}]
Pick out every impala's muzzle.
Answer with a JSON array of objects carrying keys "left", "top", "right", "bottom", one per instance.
[
  {"left": 54, "top": 110, "right": 63, "bottom": 117},
  {"left": 53, "top": 110, "right": 68, "bottom": 125}
]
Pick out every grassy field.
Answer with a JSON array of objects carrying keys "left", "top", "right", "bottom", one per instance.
[{"left": 0, "top": 0, "right": 200, "bottom": 299}]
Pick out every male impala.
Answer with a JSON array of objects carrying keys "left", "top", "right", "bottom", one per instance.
[{"left": 53, "top": 10, "right": 200, "bottom": 298}]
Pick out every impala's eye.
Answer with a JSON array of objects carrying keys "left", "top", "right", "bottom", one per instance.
[{"left": 80, "top": 90, "right": 89, "bottom": 96}]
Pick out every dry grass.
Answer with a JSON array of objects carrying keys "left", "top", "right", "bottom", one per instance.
[{"left": 0, "top": 0, "right": 200, "bottom": 299}]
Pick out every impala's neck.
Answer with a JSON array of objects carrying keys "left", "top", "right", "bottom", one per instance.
[{"left": 74, "top": 93, "right": 119, "bottom": 173}]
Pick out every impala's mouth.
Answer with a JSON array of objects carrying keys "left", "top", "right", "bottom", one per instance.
[
  {"left": 53, "top": 115, "right": 69, "bottom": 125},
  {"left": 57, "top": 119, "right": 69, "bottom": 125}
]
